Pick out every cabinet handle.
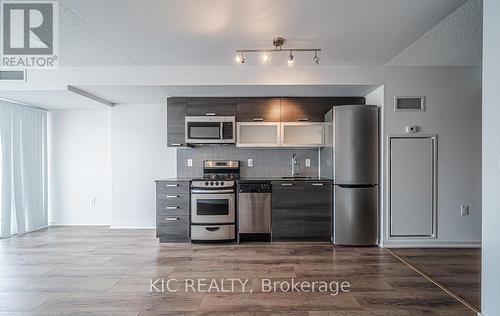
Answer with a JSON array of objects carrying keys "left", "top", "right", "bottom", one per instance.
[
  {"left": 205, "top": 227, "right": 220, "bottom": 232},
  {"left": 312, "top": 183, "right": 324, "bottom": 186},
  {"left": 253, "top": 117, "right": 264, "bottom": 121},
  {"left": 166, "top": 217, "right": 179, "bottom": 221},
  {"left": 205, "top": 112, "right": 216, "bottom": 116},
  {"left": 170, "top": 143, "right": 182, "bottom": 146},
  {"left": 166, "top": 206, "right": 179, "bottom": 210},
  {"left": 297, "top": 118, "right": 309, "bottom": 122},
  {"left": 281, "top": 183, "right": 293, "bottom": 186},
  {"left": 166, "top": 195, "right": 179, "bottom": 198},
  {"left": 166, "top": 184, "right": 179, "bottom": 187}
]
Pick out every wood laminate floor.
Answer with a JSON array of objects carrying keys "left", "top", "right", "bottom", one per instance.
[
  {"left": 0, "top": 227, "right": 476, "bottom": 315},
  {"left": 390, "top": 248, "right": 481, "bottom": 312}
]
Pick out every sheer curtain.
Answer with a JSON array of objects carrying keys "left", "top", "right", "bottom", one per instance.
[{"left": 0, "top": 100, "right": 47, "bottom": 238}]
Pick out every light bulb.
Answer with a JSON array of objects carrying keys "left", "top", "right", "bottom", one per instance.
[
  {"left": 235, "top": 53, "right": 245, "bottom": 64},
  {"left": 287, "top": 53, "right": 294, "bottom": 67},
  {"left": 261, "top": 53, "right": 270, "bottom": 64},
  {"left": 313, "top": 53, "right": 320, "bottom": 65}
]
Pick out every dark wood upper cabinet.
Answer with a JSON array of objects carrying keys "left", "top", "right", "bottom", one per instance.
[
  {"left": 186, "top": 97, "right": 236, "bottom": 116},
  {"left": 167, "top": 97, "right": 187, "bottom": 147},
  {"left": 280, "top": 97, "right": 365, "bottom": 122},
  {"left": 236, "top": 98, "right": 281, "bottom": 122}
]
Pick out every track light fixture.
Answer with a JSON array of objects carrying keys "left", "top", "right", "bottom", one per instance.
[
  {"left": 261, "top": 52, "right": 270, "bottom": 64},
  {"left": 235, "top": 52, "right": 245, "bottom": 64},
  {"left": 235, "top": 37, "right": 321, "bottom": 66},
  {"left": 287, "top": 51, "right": 294, "bottom": 67},
  {"left": 313, "top": 51, "right": 320, "bottom": 65}
]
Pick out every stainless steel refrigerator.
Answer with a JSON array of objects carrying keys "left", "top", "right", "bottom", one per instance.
[{"left": 320, "top": 105, "right": 379, "bottom": 246}]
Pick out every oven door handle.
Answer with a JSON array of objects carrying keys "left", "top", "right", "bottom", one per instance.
[{"left": 191, "top": 189, "right": 234, "bottom": 194}]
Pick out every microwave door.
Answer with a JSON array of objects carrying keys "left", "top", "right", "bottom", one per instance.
[{"left": 187, "top": 122, "right": 221, "bottom": 141}]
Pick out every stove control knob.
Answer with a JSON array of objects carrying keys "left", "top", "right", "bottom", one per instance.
[
  {"left": 220, "top": 181, "right": 224, "bottom": 186},
  {"left": 215, "top": 181, "right": 219, "bottom": 186},
  {"left": 205, "top": 182, "right": 209, "bottom": 186},
  {"left": 210, "top": 182, "right": 214, "bottom": 186}
]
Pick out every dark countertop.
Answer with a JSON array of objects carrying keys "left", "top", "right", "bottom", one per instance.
[
  {"left": 156, "top": 177, "right": 333, "bottom": 182},
  {"left": 238, "top": 177, "right": 333, "bottom": 182}
]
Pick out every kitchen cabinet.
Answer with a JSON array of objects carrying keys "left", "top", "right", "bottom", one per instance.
[
  {"left": 236, "top": 98, "right": 281, "bottom": 122},
  {"left": 167, "top": 97, "right": 187, "bottom": 147},
  {"left": 280, "top": 97, "right": 366, "bottom": 122},
  {"left": 237, "top": 122, "right": 324, "bottom": 148},
  {"left": 166, "top": 97, "right": 366, "bottom": 148},
  {"left": 272, "top": 181, "right": 332, "bottom": 241},
  {"left": 236, "top": 122, "right": 281, "bottom": 147},
  {"left": 187, "top": 97, "right": 236, "bottom": 116},
  {"left": 156, "top": 180, "right": 190, "bottom": 242},
  {"left": 280, "top": 98, "right": 331, "bottom": 122},
  {"left": 301, "top": 182, "right": 332, "bottom": 240},
  {"left": 272, "top": 182, "right": 303, "bottom": 240},
  {"left": 281, "top": 122, "right": 324, "bottom": 147}
]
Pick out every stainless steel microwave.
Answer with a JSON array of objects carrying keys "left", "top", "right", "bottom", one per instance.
[{"left": 185, "top": 116, "right": 236, "bottom": 144}]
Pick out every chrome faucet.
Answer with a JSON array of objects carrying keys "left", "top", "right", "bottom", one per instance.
[{"left": 291, "top": 153, "right": 299, "bottom": 177}]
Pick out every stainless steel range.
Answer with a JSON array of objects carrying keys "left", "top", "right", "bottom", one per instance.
[{"left": 190, "top": 160, "right": 239, "bottom": 242}]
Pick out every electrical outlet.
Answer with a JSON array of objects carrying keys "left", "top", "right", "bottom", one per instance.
[
  {"left": 247, "top": 159, "right": 253, "bottom": 167},
  {"left": 460, "top": 205, "right": 470, "bottom": 216},
  {"left": 91, "top": 196, "right": 96, "bottom": 206},
  {"left": 305, "top": 159, "right": 311, "bottom": 167},
  {"left": 187, "top": 159, "right": 193, "bottom": 167}
]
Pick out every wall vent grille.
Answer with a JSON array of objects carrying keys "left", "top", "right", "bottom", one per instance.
[
  {"left": 0, "top": 71, "right": 25, "bottom": 81},
  {"left": 394, "top": 96, "right": 425, "bottom": 111}
]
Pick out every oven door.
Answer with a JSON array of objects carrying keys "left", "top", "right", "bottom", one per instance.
[{"left": 191, "top": 191, "right": 235, "bottom": 224}]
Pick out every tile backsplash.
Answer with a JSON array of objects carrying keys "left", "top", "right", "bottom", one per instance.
[{"left": 177, "top": 147, "right": 319, "bottom": 178}]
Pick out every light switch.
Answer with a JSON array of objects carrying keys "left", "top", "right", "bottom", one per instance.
[
  {"left": 247, "top": 159, "right": 253, "bottom": 167},
  {"left": 187, "top": 159, "right": 193, "bottom": 167},
  {"left": 305, "top": 159, "right": 311, "bottom": 167}
]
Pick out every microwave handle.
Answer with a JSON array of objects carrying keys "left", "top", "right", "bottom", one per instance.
[{"left": 222, "top": 121, "right": 234, "bottom": 140}]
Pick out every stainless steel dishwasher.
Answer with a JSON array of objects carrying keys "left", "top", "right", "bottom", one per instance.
[{"left": 238, "top": 181, "right": 272, "bottom": 242}]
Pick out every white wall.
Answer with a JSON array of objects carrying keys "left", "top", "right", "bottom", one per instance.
[
  {"left": 482, "top": 0, "right": 500, "bottom": 314},
  {"left": 383, "top": 67, "right": 482, "bottom": 247},
  {"left": 48, "top": 110, "right": 111, "bottom": 225},
  {"left": 110, "top": 103, "right": 176, "bottom": 228}
]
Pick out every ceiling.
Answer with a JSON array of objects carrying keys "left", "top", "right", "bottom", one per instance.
[
  {"left": 0, "top": 85, "right": 381, "bottom": 109},
  {"left": 0, "top": 90, "right": 111, "bottom": 110},
  {"left": 388, "top": 0, "right": 482, "bottom": 66},
  {"left": 73, "top": 85, "right": 381, "bottom": 104},
  {"left": 58, "top": 0, "right": 471, "bottom": 66}
]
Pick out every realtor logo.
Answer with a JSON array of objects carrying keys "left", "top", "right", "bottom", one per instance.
[{"left": 1, "top": 0, "right": 59, "bottom": 69}]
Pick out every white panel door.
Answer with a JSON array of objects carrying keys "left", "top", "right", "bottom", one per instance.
[{"left": 390, "top": 137, "right": 435, "bottom": 237}]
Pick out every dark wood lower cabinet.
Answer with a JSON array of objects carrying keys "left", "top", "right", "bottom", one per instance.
[
  {"left": 272, "top": 181, "right": 332, "bottom": 241},
  {"left": 156, "top": 181, "right": 190, "bottom": 242}
]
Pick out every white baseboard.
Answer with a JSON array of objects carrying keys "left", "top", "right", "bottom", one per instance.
[
  {"left": 49, "top": 222, "right": 154, "bottom": 229},
  {"left": 49, "top": 222, "right": 111, "bottom": 226},
  {"left": 382, "top": 240, "right": 481, "bottom": 248}
]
